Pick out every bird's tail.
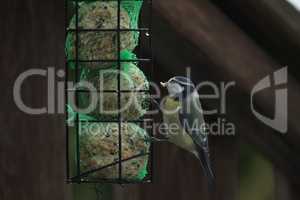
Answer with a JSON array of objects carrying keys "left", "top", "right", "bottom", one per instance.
[{"left": 196, "top": 147, "right": 215, "bottom": 190}]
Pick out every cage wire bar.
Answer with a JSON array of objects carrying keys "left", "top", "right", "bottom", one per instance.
[{"left": 65, "top": 0, "right": 154, "bottom": 184}]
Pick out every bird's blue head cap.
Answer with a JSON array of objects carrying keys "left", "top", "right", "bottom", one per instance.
[{"left": 161, "top": 76, "right": 196, "bottom": 99}]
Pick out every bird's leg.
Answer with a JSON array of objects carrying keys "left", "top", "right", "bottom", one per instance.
[
  {"left": 150, "top": 97, "right": 161, "bottom": 112},
  {"left": 148, "top": 96, "right": 167, "bottom": 142},
  {"left": 150, "top": 137, "right": 169, "bottom": 142},
  {"left": 144, "top": 136, "right": 169, "bottom": 143}
]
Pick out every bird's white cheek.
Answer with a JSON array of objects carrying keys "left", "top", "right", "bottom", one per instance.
[{"left": 167, "top": 84, "right": 183, "bottom": 97}]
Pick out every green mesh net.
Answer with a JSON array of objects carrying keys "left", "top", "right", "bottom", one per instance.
[
  {"left": 66, "top": 1, "right": 143, "bottom": 70},
  {"left": 67, "top": 0, "right": 149, "bottom": 182},
  {"left": 120, "top": 1, "right": 143, "bottom": 46},
  {"left": 68, "top": 0, "right": 143, "bottom": 48}
]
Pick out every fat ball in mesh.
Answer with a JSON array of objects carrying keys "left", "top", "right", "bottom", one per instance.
[{"left": 79, "top": 122, "right": 150, "bottom": 180}]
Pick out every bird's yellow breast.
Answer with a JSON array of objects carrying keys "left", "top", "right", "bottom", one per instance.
[
  {"left": 162, "top": 97, "right": 196, "bottom": 153},
  {"left": 163, "top": 97, "right": 181, "bottom": 110}
]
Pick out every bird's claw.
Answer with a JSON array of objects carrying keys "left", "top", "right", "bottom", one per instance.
[{"left": 145, "top": 136, "right": 168, "bottom": 143}]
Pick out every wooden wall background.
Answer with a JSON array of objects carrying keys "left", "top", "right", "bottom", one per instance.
[
  {"left": 0, "top": 0, "right": 299, "bottom": 200},
  {"left": 0, "top": 1, "right": 70, "bottom": 200}
]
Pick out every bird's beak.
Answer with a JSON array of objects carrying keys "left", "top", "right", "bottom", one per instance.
[{"left": 160, "top": 82, "right": 167, "bottom": 87}]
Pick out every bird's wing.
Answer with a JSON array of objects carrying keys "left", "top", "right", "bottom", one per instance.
[
  {"left": 178, "top": 92, "right": 208, "bottom": 148},
  {"left": 178, "top": 92, "right": 215, "bottom": 186}
]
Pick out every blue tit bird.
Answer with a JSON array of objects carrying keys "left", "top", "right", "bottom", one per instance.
[{"left": 160, "top": 76, "right": 215, "bottom": 187}]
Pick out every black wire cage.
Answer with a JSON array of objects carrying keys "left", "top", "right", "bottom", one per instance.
[{"left": 65, "top": 0, "right": 154, "bottom": 184}]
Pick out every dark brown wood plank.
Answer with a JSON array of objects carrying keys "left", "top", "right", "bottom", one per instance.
[
  {"left": 0, "top": 1, "right": 70, "bottom": 200},
  {"left": 212, "top": 0, "right": 300, "bottom": 80}
]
